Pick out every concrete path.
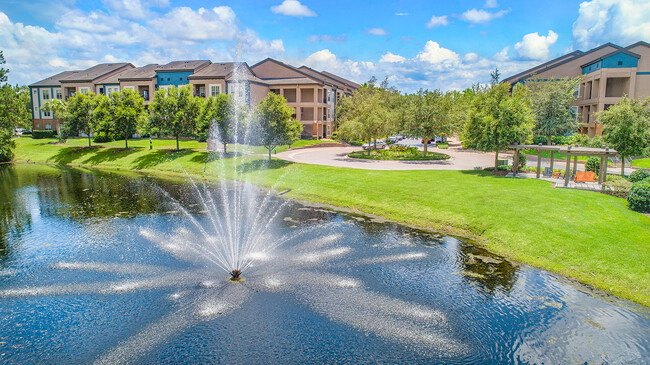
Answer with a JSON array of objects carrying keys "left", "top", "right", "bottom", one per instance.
[{"left": 276, "top": 138, "right": 500, "bottom": 170}]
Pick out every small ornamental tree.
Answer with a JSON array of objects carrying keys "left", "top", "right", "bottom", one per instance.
[
  {"left": 402, "top": 89, "right": 455, "bottom": 157},
  {"left": 463, "top": 83, "right": 535, "bottom": 168},
  {"left": 201, "top": 93, "right": 235, "bottom": 153},
  {"left": 599, "top": 97, "right": 650, "bottom": 175},
  {"left": 63, "top": 92, "right": 98, "bottom": 147},
  {"left": 526, "top": 77, "right": 582, "bottom": 145},
  {"left": 109, "top": 89, "right": 145, "bottom": 148},
  {"left": 337, "top": 84, "right": 388, "bottom": 155},
  {"left": 252, "top": 93, "right": 302, "bottom": 161},
  {"left": 150, "top": 85, "right": 202, "bottom": 150}
]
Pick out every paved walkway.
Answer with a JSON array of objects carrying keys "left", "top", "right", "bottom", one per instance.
[{"left": 276, "top": 138, "right": 499, "bottom": 170}]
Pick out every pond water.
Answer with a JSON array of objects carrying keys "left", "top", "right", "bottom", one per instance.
[{"left": 0, "top": 164, "right": 648, "bottom": 364}]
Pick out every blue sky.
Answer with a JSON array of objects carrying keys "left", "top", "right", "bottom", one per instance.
[{"left": 1, "top": 0, "right": 648, "bottom": 91}]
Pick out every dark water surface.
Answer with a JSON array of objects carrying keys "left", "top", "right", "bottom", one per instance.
[{"left": 0, "top": 164, "right": 648, "bottom": 364}]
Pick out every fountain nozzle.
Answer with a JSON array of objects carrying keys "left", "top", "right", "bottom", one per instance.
[{"left": 230, "top": 269, "right": 242, "bottom": 281}]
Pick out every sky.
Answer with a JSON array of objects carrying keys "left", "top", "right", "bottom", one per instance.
[{"left": 0, "top": 0, "right": 649, "bottom": 92}]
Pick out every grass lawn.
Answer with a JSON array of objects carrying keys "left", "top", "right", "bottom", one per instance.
[
  {"left": 436, "top": 143, "right": 449, "bottom": 149},
  {"left": 11, "top": 136, "right": 650, "bottom": 305},
  {"left": 632, "top": 158, "right": 650, "bottom": 168},
  {"left": 348, "top": 149, "right": 450, "bottom": 160}
]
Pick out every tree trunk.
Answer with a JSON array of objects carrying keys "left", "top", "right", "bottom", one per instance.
[
  {"left": 125, "top": 134, "right": 128, "bottom": 149},
  {"left": 87, "top": 133, "right": 91, "bottom": 148},
  {"left": 423, "top": 139, "right": 429, "bottom": 157},
  {"left": 268, "top": 147, "right": 272, "bottom": 161},
  {"left": 547, "top": 135, "right": 552, "bottom": 145},
  {"left": 494, "top": 151, "right": 499, "bottom": 169},
  {"left": 223, "top": 142, "right": 227, "bottom": 154},
  {"left": 176, "top": 136, "right": 180, "bottom": 151},
  {"left": 621, "top": 155, "right": 625, "bottom": 176},
  {"left": 367, "top": 139, "right": 371, "bottom": 156}
]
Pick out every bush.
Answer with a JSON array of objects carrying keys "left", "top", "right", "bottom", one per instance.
[
  {"left": 197, "top": 133, "right": 208, "bottom": 143},
  {"left": 627, "top": 180, "right": 650, "bottom": 212},
  {"left": 517, "top": 150, "right": 527, "bottom": 169},
  {"left": 93, "top": 132, "right": 114, "bottom": 143},
  {"left": 585, "top": 157, "right": 600, "bottom": 175},
  {"left": 331, "top": 131, "right": 339, "bottom": 140},
  {"left": 629, "top": 168, "right": 650, "bottom": 183},
  {"left": 32, "top": 130, "right": 57, "bottom": 139},
  {"left": 603, "top": 175, "right": 632, "bottom": 199},
  {"left": 532, "top": 135, "right": 572, "bottom": 145},
  {"left": 0, "top": 129, "right": 16, "bottom": 162}
]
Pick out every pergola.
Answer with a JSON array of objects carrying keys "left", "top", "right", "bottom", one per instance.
[{"left": 510, "top": 144, "right": 618, "bottom": 187}]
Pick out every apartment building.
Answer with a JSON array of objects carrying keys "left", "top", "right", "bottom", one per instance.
[
  {"left": 29, "top": 59, "right": 359, "bottom": 138},
  {"left": 503, "top": 41, "right": 650, "bottom": 137}
]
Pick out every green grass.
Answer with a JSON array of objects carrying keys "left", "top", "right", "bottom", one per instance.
[
  {"left": 632, "top": 158, "right": 650, "bottom": 168},
  {"left": 10, "top": 136, "right": 650, "bottom": 305},
  {"left": 348, "top": 149, "right": 450, "bottom": 160},
  {"left": 523, "top": 148, "right": 589, "bottom": 162},
  {"left": 437, "top": 143, "right": 449, "bottom": 149}
]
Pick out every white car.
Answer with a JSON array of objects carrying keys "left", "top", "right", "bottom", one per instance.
[{"left": 362, "top": 141, "right": 387, "bottom": 150}]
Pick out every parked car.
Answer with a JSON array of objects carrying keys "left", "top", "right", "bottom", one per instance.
[
  {"left": 421, "top": 138, "right": 435, "bottom": 144},
  {"left": 387, "top": 136, "right": 398, "bottom": 143},
  {"left": 435, "top": 136, "right": 448, "bottom": 143},
  {"left": 15, "top": 128, "right": 24, "bottom": 136},
  {"left": 362, "top": 141, "right": 387, "bottom": 150},
  {"left": 395, "top": 134, "right": 404, "bottom": 141}
]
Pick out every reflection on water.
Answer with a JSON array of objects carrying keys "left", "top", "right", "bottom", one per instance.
[{"left": 0, "top": 164, "right": 648, "bottom": 364}]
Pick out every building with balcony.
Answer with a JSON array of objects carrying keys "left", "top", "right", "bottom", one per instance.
[
  {"left": 28, "top": 58, "right": 359, "bottom": 138},
  {"left": 503, "top": 41, "right": 650, "bottom": 138}
]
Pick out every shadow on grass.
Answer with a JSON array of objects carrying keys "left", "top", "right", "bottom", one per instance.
[
  {"left": 81, "top": 148, "right": 141, "bottom": 165},
  {"left": 238, "top": 158, "right": 293, "bottom": 173},
  {"left": 459, "top": 169, "right": 509, "bottom": 178},
  {"left": 132, "top": 149, "right": 195, "bottom": 170},
  {"left": 47, "top": 146, "right": 104, "bottom": 165},
  {"left": 189, "top": 151, "right": 243, "bottom": 164}
]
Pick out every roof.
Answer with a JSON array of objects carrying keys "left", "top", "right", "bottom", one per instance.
[
  {"left": 59, "top": 63, "right": 133, "bottom": 83},
  {"left": 581, "top": 48, "right": 641, "bottom": 68},
  {"left": 251, "top": 58, "right": 325, "bottom": 84},
  {"left": 502, "top": 42, "right": 623, "bottom": 84},
  {"left": 264, "top": 77, "right": 322, "bottom": 85},
  {"left": 115, "top": 64, "right": 160, "bottom": 81},
  {"left": 188, "top": 62, "right": 241, "bottom": 79},
  {"left": 625, "top": 41, "right": 650, "bottom": 50},
  {"left": 320, "top": 71, "right": 360, "bottom": 89},
  {"left": 29, "top": 71, "right": 80, "bottom": 87},
  {"left": 156, "top": 60, "right": 211, "bottom": 72},
  {"left": 298, "top": 66, "right": 347, "bottom": 88}
]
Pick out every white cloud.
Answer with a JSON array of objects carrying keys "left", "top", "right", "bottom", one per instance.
[
  {"left": 380, "top": 52, "right": 406, "bottom": 63},
  {"left": 415, "top": 41, "right": 460, "bottom": 66},
  {"left": 234, "top": 29, "right": 285, "bottom": 57},
  {"left": 307, "top": 34, "right": 347, "bottom": 43},
  {"left": 270, "top": 0, "right": 316, "bottom": 17},
  {"left": 572, "top": 0, "right": 650, "bottom": 49},
  {"left": 365, "top": 28, "right": 389, "bottom": 36},
  {"left": 395, "top": 12, "right": 409, "bottom": 16},
  {"left": 426, "top": 15, "right": 449, "bottom": 29},
  {"left": 493, "top": 46, "right": 510, "bottom": 61},
  {"left": 464, "top": 52, "right": 479, "bottom": 63},
  {"left": 148, "top": 7, "right": 238, "bottom": 42},
  {"left": 101, "top": 0, "right": 170, "bottom": 19},
  {"left": 303, "top": 49, "right": 374, "bottom": 77},
  {"left": 514, "top": 30, "right": 559, "bottom": 60},
  {"left": 484, "top": 0, "right": 498, "bottom": 8},
  {"left": 459, "top": 8, "right": 509, "bottom": 24}
]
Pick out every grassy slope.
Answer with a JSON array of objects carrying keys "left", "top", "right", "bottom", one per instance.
[
  {"left": 12, "top": 137, "right": 650, "bottom": 305},
  {"left": 632, "top": 158, "right": 650, "bottom": 168}
]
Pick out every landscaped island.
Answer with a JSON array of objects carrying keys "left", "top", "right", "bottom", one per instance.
[
  {"left": 348, "top": 146, "right": 450, "bottom": 160},
  {"left": 11, "top": 136, "right": 650, "bottom": 306}
]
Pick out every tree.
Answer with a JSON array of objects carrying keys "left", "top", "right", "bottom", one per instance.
[
  {"left": 526, "top": 77, "right": 582, "bottom": 145},
  {"left": 149, "top": 85, "right": 201, "bottom": 150},
  {"left": 599, "top": 97, "right": 650, "bottom": 175},
  {"left": 252, "top": 93, "right": 302, "bottom": 161},
  {"left": 201, "top": 93, "right": 235, "bottom": 153},
  {"left": 63, "top": 92, "right": 98, "bottom": 147},
  {"left": 0, "top": 85, "right": 31, "bottom": 131},
  {"left": 109, "top": 89, "right": 145, "bottom": 148},
  {"left": 463, "top": 83, "right": 535, "bottom": 168},
  {"left": 337, "top": 84, "right": 388, "bottom": 155},
  {"left": 402, "top": 89, "right": 456, "bottom": 157},
  {"left": 490, "top": 68, "right": 500, "bottom": 84},
  {"left": 0, "top": 51, "right": 6, "bottom": 83}
]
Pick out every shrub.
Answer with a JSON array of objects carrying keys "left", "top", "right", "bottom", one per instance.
[
  {"left": 603, "top": 175, "right": 632, "bottom": 199},
  {"left": 93, "top": 132, "right": 113, "bottom": 143},
  {"left": 517, "top": 150, "right": 527, "bottom": 169},
  {"left": 0, "top": 129, "right": 15, "bottom": 162},
  {"left": 627, "top": 180, "right": 650, "bottom": 212},
  {"left": 585, "top": 157, "right": 600, "bottom": 175},
  {"left": 32, "top": 130, "right": 57, "bottom": 139},
  {"left": 629, "top": 168, "right": 650, "bottom": 183},
  {"left": 532, "top": 135, "right": 572, "bottom": 145},
  {"left": 331, "top": 131, "right": 339, "bottom": 140},
  {"left": 197, "top": 133, "right": 208, "bottom": 143}
]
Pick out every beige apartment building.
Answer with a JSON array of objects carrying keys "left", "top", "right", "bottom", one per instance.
[
  {"left": 503, "top": 41, "right": 650, "bottom": 137},
  {"left": 29, "top": 58, "right": 359, "bottom": 138}
]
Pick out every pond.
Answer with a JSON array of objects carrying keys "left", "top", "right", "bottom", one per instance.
[{"left": 0, "top": 164, "right": 648, "bottom": 364}]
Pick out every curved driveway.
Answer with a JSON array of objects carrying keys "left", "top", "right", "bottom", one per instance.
[{"left": 276, "top": 138, "right": 504, "bottom": 170}]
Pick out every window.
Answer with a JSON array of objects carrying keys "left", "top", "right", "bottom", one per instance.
[
  {"left": 210, "top": 85, "right": 220, "bottom": 96},
  {"left": 99, "top": 87, "right": 104, "bottom": 95},
  {"left": 56, "top": 90, "right": 62, "bottom": 99},
  {"left": 42, "top": 90, "right": 50, "bottom": 100},
  {"left": 79, "top": 87, "right": 90, "bottom": 95},
  {"left": 43, "top": 110, "right": 51, "bottom": 117},
  {"left": 618, "top": 61, "right": 623, "bottom": 66},
  {"left": 45, "top": 124, "right": 52, "bottom": 130},
  {"left": 573, "top": 84, "right": 579, "bottom": 98},
  {"left": 180, "top": 77, "right": 183, "bottom": 81},
  {"left": 168, "top": 78, "right": 170, "bottom": 81}
]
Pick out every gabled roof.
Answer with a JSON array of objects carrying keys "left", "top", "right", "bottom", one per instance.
[
  {"left": 251, "top": 58, "right": 325, "bottom": 84},
  {"left": 264, "top": 77, "right": 320, "bottom": 85},
  {"left": 188, "top": 62, "right": 242, "bottom": 79},
  {"left": 625, "top": 41, "right": 650, "bottom": 50},
  {"left": 29, "top": 71, "right": 80, "bottom": 87},
  {"left": 298, "top": 66, "right": 346, "bottom": 89},
  {"left": 60, "top": 63, "right": 134, "bottom": 83},
  {"left": 581, "top": 48, "right": 641, "bottom": 68},
  {"left": 320, "top": 71, "right": 360, "bottom": 89},
  {"left": 116, "top": 64, "right": 160, "bottom": 81},
  {"left": 502, "top": 42, "right": 623, "bottom": 84},
  {"left": 156, "top": 60, "right": 211, "bottom": 72}
]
